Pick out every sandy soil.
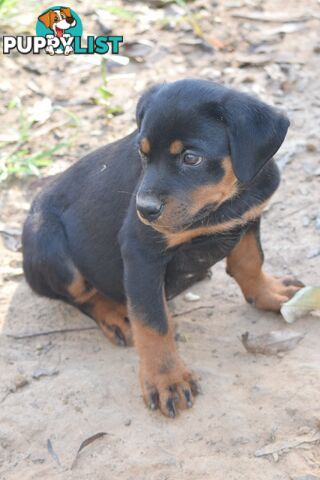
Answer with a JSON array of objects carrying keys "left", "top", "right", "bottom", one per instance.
[{"left": 0, "top": 0, "right": 320, "bottom": 478}]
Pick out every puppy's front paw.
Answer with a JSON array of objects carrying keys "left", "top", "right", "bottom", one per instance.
[
  {"left": 247, "top": 274, "right": 304, "bottom": 312},
  {"left": 140, "top": 355, "right": 199, "bottom": 418}
]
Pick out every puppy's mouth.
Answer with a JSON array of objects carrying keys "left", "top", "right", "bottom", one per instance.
[
  {"left": 55, "top": 26, "right": 64, "bottom": 38},
  {"left": 147, "top": 201, "right": 220, "bottom": 234}
]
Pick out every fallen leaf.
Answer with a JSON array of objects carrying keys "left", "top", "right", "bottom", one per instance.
[
  {"left": 0, "top": 225, "right": 22, "bottom": 252},
  {"left": 255, "top": 431, "right": 320, "bottom": 458},
  {"left": 0, "top": 131, "right": 21, "bottom": 143},
  {"left": 235, "top": 54, "right": 272, "bottom": 68},
  {"left": 71, "top": 432, "right": 107, "bottom": 469},
  {"left": 0, "top": 266, "right": 24, "bottom": 280},
  {"left": 292, "top": 475, "right": 320, "bottom": 480},
  {"left": 32, "top": 368, "right": 59, "bottom": 380},
  {"left": 121, "top": 40, "right": 154, "bottom": 61},
  {"left": 241, "top": 330, "right": 305, "bottom": 355},
  {"left": 281, "top": 287, "right": 320, "bottom": 323},
  {"left": 28, "top": 98, "right": 53, "bottom": 124},
  {"left": 47, "top": 438, "right": 61, "bottom": 466}
]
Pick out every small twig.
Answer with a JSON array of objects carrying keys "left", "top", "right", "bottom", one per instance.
[
  {"left": 173, "top": 305, "right": 215, "bottom": 317},
  {"left": 231, "top": 13, "right": 311, "bottom": 23},
  {"left": 6, "top": 326, "right": 99, "bottom": 339}
]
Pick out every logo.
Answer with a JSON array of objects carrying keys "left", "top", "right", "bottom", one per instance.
[{"left": 3, "top": 6, "right": 123, "bottom": 56}]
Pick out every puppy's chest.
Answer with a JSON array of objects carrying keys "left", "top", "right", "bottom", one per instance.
[{"left": 173, "top": 228, "right": 242, "bottom": 270}]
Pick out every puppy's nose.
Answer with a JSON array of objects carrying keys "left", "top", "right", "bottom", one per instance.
[
  {"left": 136, "top": 195, "right": 164, "bottom": 221},
  {"left": 66, "top": 16, "right": 74, "bottom": 24}
]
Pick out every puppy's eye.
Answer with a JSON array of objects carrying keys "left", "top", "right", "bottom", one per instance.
[
  {"left": 61, "top": 14, "right": 66, "bottom": 19},
  {"left": 54, "top": 16, "right": 58, "bottom": 21},
  {"left": 183, "top": 152, "right": 203, "bottom": 166}
]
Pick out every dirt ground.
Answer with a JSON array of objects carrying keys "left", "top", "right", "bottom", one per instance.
[{"left": 0, "top": 0, "right": 320, "bottom": 478}]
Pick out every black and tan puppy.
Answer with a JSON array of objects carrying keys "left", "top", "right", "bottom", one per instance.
[{"left": 22, "top": 79, "right": 303, "bottom": 418}]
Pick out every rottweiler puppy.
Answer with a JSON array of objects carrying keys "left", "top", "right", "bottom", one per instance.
[{"left": 22, "top": 79, "right": 303, "bottom": 418}]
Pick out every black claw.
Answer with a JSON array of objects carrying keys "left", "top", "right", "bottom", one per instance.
[
  {"left": 246, "top": 296, "right": 255, "bottom": 305},
  {"left": 113, "top": 326, "right": 126, "bottom": 346},
  {"left": 184, "top": 389, "right": 193, "bottom": 408},
  {"left": 149, "top": 391, "right": 159, "bottom": 410},
  {"left": 166, "top": 397, "right": 176, "bottom": 418},
  {"left": 190, "top": 379, "right": 201, "bottom": 396}
]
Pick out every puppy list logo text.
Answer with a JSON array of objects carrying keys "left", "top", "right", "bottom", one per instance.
[{"left": 2, "top": 6, "right": 123, "bottom": 56}]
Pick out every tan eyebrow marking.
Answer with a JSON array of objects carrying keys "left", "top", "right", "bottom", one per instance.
[
  {"left": 169, "top": 140, "right": 184, "bottom": 155},
  {"left": 140, "top": 137, "right": 151, "bottom": 154}
]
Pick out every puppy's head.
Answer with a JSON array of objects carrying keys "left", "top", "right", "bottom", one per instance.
[
  {"left": 135, "top": 79, "right": 289, "bottom": 233},
  {"left": 38, "top": 7, "right": 76, "bottom": 36}
]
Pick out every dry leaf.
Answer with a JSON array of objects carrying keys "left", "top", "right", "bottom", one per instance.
[
  {"left": 47, "top": 438, "right": 61, "bottom": 466},
  {"left": 281, "top": 287, "right": 320, "bottom": 323},
  {"left": 71, "top": 432, "right": 107, "bottom": 469},
  {"left": 0, "top": 225, "right": 22, "bottom": 252},
  {"left": 0, "top": 266, "right": 24, "bottom": 280},
  {"left": 32, "top": 368, "right": 59, "bottom": 380},
  {"left": 28, "top": 98, "right": 53, "bottom": 124},
  {"left": 122, "top": 40, "right": 154, "bottom": 61},
  {"left": 255, "top": 431, "right": 320, "bottom": 458},
  {"left": 241, "top": 330, "right": 305, "bottom": 355}
]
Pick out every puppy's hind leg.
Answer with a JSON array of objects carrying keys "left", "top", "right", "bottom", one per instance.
[
  {"left": 68, "top": 274, "right": 132, "bottom": 347},
  {"left": 22, "top": 210, "right": 131, "bottom": 346}
]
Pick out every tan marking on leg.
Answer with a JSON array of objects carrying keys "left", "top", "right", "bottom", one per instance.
[
  {"left": 67, "top": 270, "right": 97, "bottom": 304},
  {"left": 68, "top": 271, "right": 131, "bottom": 346},
  {"left": 86, "top": 294, "right": 132, "bottom": 346},
  {"left": 130, "top": 298, "right": 198, "bottom": 417},
  {"left": 169, "top": 140, "right": 184, "bottom": 155},
  {"left": 140, "top": 137, "right": 151, "bottom": 154},
  {"left": 227, "top": 232, "right": 303, "bottom": 311}
]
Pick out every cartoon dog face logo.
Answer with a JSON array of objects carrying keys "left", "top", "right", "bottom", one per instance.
[
  {"left": 37, "top": 7, "right": 78, "bottom": 55},
  {"left": 38, "top": 7, "right": 76, "bottom": 38}
]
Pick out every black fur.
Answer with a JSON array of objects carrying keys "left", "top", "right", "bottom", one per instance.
[{"left": 22, "top": 79, "right": 287, "bottom": 334}]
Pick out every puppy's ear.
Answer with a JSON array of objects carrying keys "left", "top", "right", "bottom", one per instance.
[
  {"left": 61, "top": 7, "right": 72, "bottom": 17},
  {"left": 222, "top": 92, "right": 290, "bottom": 183},
  {"left": 38, "top": 10, "right": 53, "bottom": 28},
  {"left": 136, "top": 84, "right": 164, "bottom": 130}
]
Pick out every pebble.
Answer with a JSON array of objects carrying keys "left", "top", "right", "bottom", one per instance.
[
  {"left": 184, "top": 292, "right": 201, "bottom": 302},
  {"left": 13, "top": 374, "right": 29, "bottom": 390},
  {"left": 306, "top": 247, "right": 320, "bottom": 259}
]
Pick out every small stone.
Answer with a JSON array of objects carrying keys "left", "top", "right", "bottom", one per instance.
[
  {"left": 124, "top": 419, "right": 132, "bottom": 426},
  {"left": 302, "top": 216, "right": 310, "bottom": 227},
  {"left": 306, "top": 143, "right": 317, "bottom": 152},
  {"left": 13, "top": 374, "right": 29, "bottom": 390},
  {"left": 184, "top": 292, "right": 201, "bottom": 302},
  {"left": 315, "top": 215, "right": 320, "bottom": 231},
  {"left": 306, "top": 247, "right": 320, "bottom": 259}
]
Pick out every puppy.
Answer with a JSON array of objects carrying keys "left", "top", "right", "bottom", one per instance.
[
  {"left": 38, "top": 7, "right": 76, "bottom": 55},
  {"left": 22, "top": 79, "right": 303, "bottom": 418}
]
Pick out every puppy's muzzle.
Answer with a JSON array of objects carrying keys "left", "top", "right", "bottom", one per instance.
[{"left": 136, "top": 194, "right": 164, "bottom": 222}]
